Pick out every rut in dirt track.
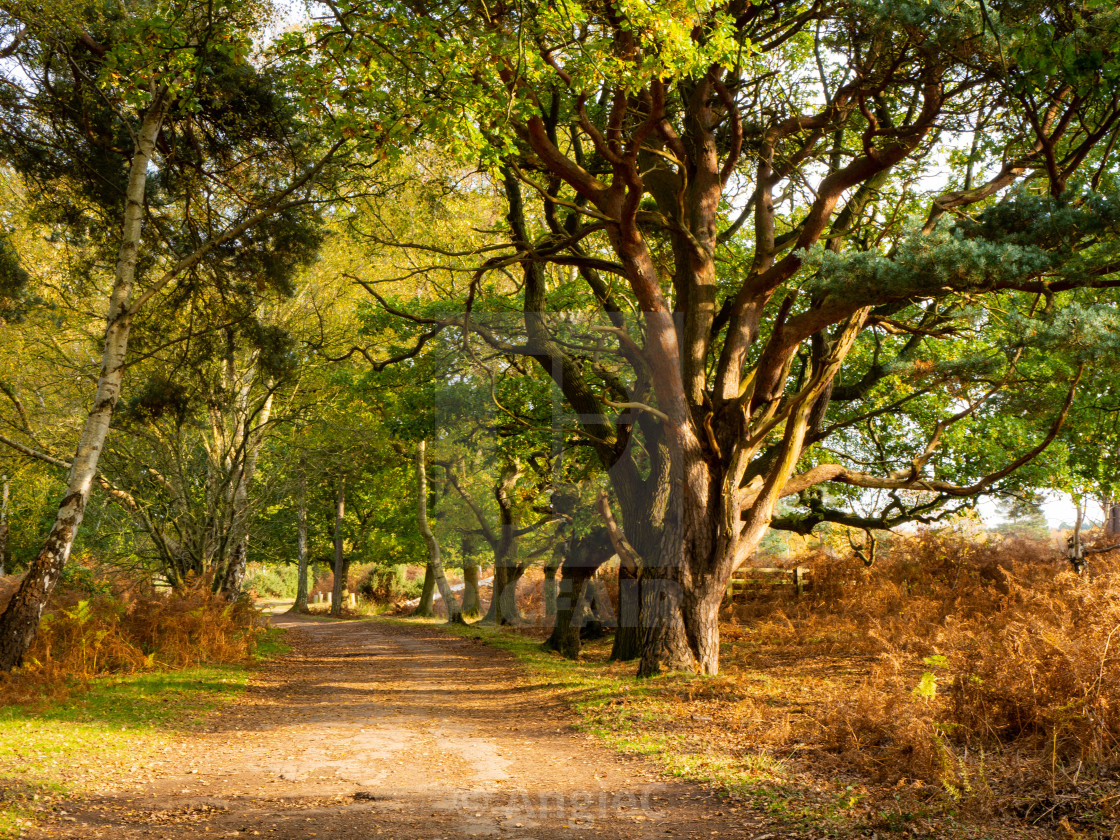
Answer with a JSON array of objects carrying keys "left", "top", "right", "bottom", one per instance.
[{"left": 30, "top": 615, "right": 763, "bottom": 840}]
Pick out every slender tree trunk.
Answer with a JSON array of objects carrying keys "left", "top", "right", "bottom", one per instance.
[
  {"left": 599, "top": 492, "right": 644, "bottom": 661},
  {"left": 293, "top": 472, "right": 309, "bottom": 612},
  {"left": 219, "top": 389, "right": 273, "bottom": 599},
  {"left": 330, "top": 477, "right": 346, "bottom": 616},
  {"left": 417, "top": 441, "right": 463, "bottom": 624},
  {"left": 0, "top": 476, "right": 8, "bottom": 577},
  {"left": 447, "top": 462, "right": 529, "bottom": 624},
  {"left": 414, "top": 564, "right": 436, "bottom": 617},
  {"left": 1069, "top": 497, "right": 1087, "bottom": 574},
  {"left": 0, "top": 97, "right": 167, "bottom": 671}
]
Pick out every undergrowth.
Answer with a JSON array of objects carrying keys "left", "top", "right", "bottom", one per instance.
[
  {"left": 722, "top": 531, "right": 1120, "bottom": 834},
  {"left": 357, "top": 564, "right": 427, "bottom": 603},
  {"left": 0, "top": 571, "right": 264, "bottom": 705}
]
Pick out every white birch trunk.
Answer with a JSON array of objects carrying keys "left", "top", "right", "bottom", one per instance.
[{"left": 0, "top": 95, "right": 167, "bottom": 670}]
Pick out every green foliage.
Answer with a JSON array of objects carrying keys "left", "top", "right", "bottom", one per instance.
[
  {"left": 803, "top": 190, "right": 1120, "bottom": 311},
  {"left": 357, "top": 564, "right": 426, "bottom": 603},
  {"left": 56, "top": 564, "right": 112, "bottom": 598},
  {"left": 242, "top": 563, "right": 299, "bottom": 600},
  {"left": 0, "top": 233, "right": 29, "bottom": 322}
]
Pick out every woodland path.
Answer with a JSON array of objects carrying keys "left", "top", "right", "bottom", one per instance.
[{"left": 28, "top": 615, "right": 765, "bottom": 840}]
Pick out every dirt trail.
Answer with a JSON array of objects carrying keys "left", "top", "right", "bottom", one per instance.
[{"left": 29, "top": 615, "right": 764, "bottom": 839}]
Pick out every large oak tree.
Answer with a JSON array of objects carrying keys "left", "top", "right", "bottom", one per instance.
[{"left": 310, "top": 0, "right": 1120, "bottom": 674}]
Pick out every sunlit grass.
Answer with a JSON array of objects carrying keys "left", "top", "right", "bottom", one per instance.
[{"left": 0, "top": 626, "right": 288, "bottom": 838}]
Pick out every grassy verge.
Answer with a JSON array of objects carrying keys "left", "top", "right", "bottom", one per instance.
[{"left": 0, "top": 625, "right": 288, "bottom": 838}]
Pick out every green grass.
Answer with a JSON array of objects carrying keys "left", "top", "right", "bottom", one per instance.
[
  {"left": 253, "top": 625, "right": 291, "bottom": 660},
  {"left": 0, "top": 627, "right": 289, "bottom": 838}
]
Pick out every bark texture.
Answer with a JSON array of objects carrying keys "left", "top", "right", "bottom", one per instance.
[
  {"left": 1106, "top": 498, "right": 1120, "bottom": 536},
  {"left": 610, "top": 552, "right": 641, "bottom": 662},
  {"left": 414, "top": 565, "right": 436, "bottom": 617},
  {"left": 451, "top": 463, "right": 526, "bottom": 626},
  {"left": 460, "top": 553, "right": 481, "bottom": 618},
  {"left": 485, "top": 15, "right": 975, "bottom": 676},
  {"left": 218, "top": 388, "right": 273, "bottom": 599},
  {"left": 542, "top": 548, "right": 562, "bottom": 620}
]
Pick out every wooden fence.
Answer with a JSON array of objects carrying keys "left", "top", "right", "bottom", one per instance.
[{"left": 725, "top": 566, "right": 811, "bottom": 602}]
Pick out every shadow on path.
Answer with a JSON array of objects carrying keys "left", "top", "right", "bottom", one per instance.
[{"left": 29, "top": 615, "right": 762, "bottom": 840}]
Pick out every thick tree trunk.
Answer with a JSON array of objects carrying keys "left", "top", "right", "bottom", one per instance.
[
  {"left": 460, "top": 550, "right": 481, "bottom": 619},
  {"left": 1106, "top": 498, "right": 1120, "bottom": 536},
  {"left": 222, "top": 541, "right": 248, "bottom": 600},
  {"left": 545, "top": 570, "right": 590, "bottom": 658},
  {"left": 479, "top": 560, "right": 509, "bottom": 624},
  {"left": 544, "top": 527, "right": 613, "bottom": 659},
  {"left": 414, "top": 565, "right": 436, "bottom": 617},
  {"left": 0, "top": 98, "right": 167, "bottom": 671},
  {"left": 293, "top": 473, "right": 309, "bottom": 612},
  {"left": 504, "top": 564, "right": 528, "bottom": 623},
  {"left": 610, "top": 552, "right": 641, "bottom": 661},
  {"left": 417, "top": 441, "right": 462, "bottom": 624},
  {"left": 633, "top": 493, "right": 738, "bottom": 676},
  {"left": 330, "top": 478, "right": 346, "bottom": 617},
  {"left": 631, "top": 460, "right": 777, "bottom": 677},
  {"left": 629, "top": 318, "right": 861, "bottom": 676},
  {"left": 480, "top": 558, "right": 525, "bottom": 625}
]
